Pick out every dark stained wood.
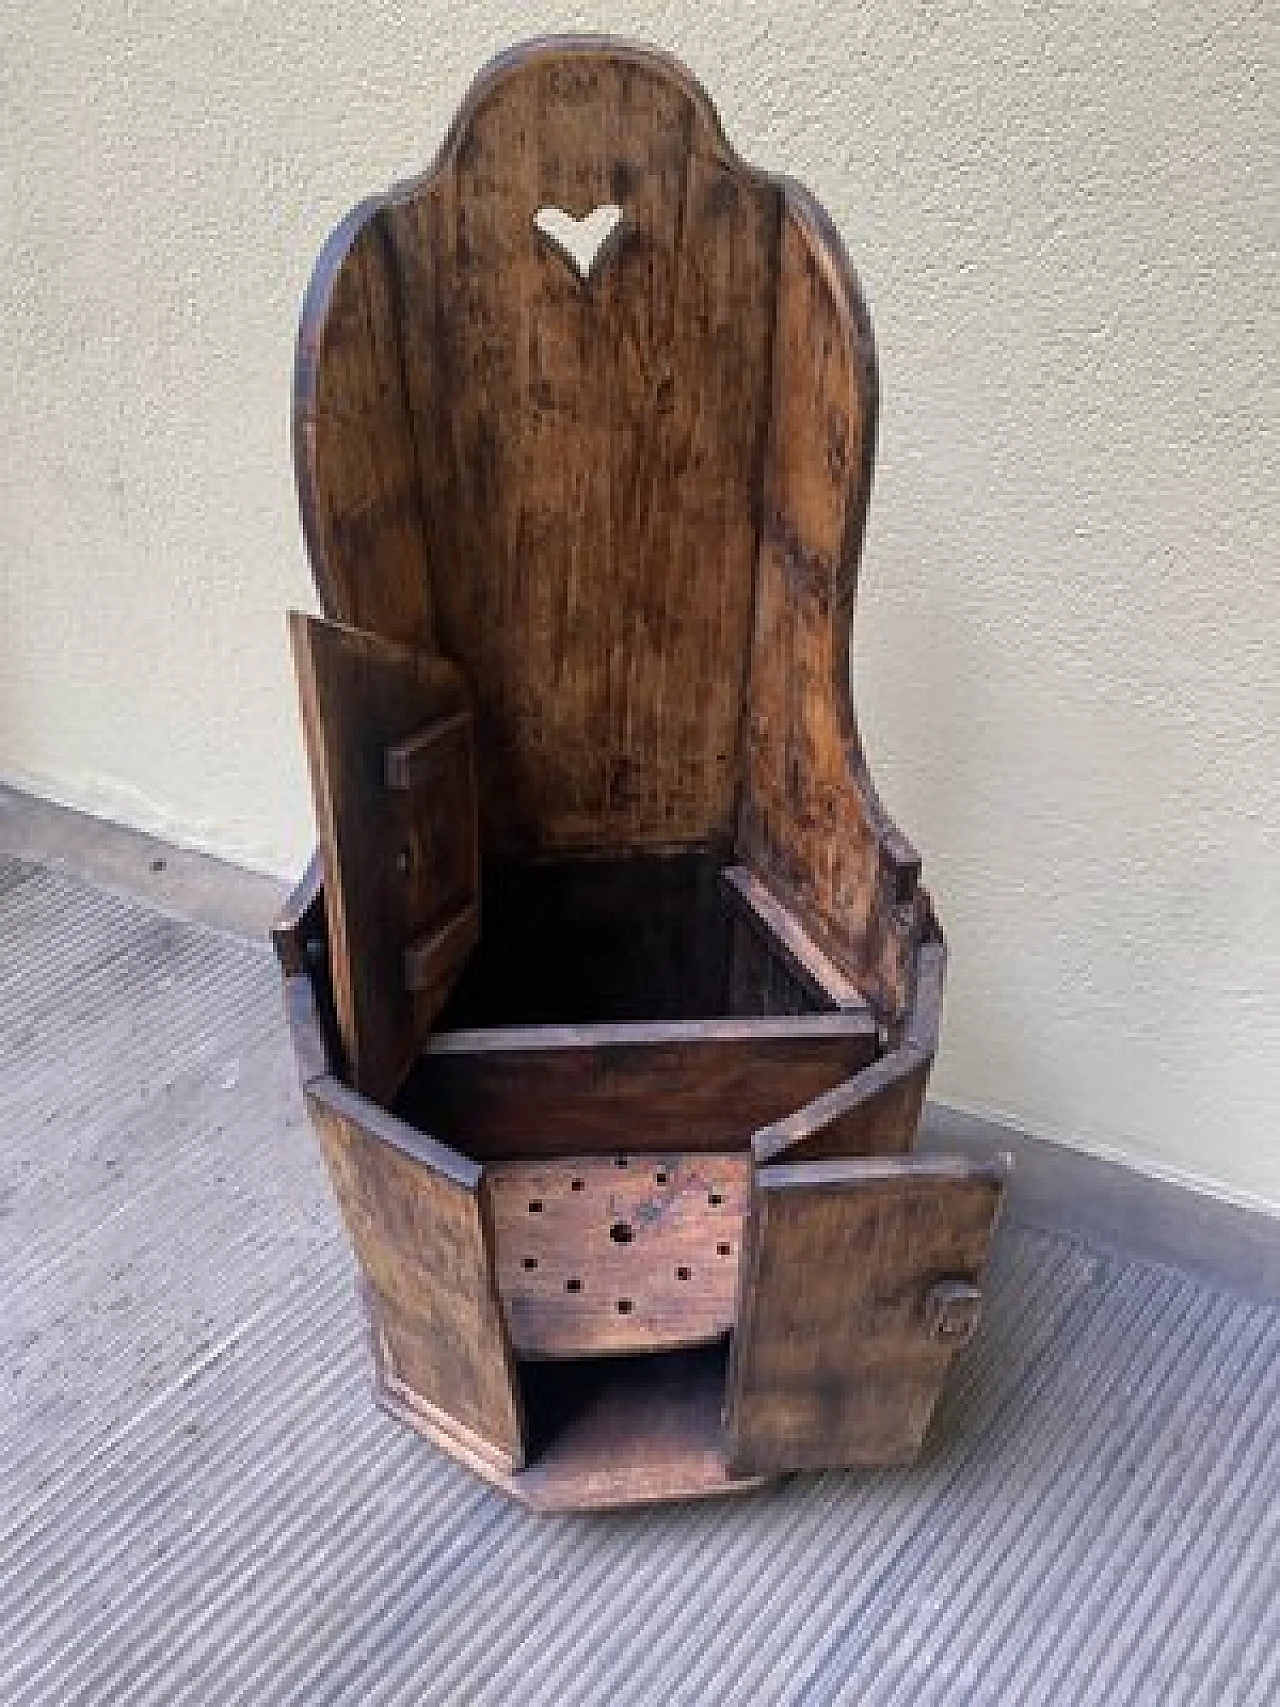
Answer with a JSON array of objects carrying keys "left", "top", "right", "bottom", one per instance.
[
  {"left": 514, "top": 1343, "right": 766, "bottom": 1511},
  {"left": 487, "top": 1151, "right": 750, "bottom": 1357},
  {"left": 724, "top": 900, "right": 823, "bottom": 1019},
  {"left": 289, "top": 613, "right": 480, "bottom": 1104},
  {"left": 375, "top": 1339, "right": 767, "bottom": 1513},
  {"left": 751, "top": 1045, "right": 932, "bottom": 1164},
  {"left": 273, "top": 862, "right": 346, "bottom": 1080},
  {"left": 385, "top": 711, "right": 474, "bottom": 791},
  {"left": 294, "top": 37, "right": 936, "bottom": 1025},
  {"left": 720, "top": 863, "right": 872, "bottom": 1012},
  {"left": 278, "top": 37, "right": 987, "bottom": 1511},
  {"left": 294, "top": 204, "right": 435, "bottom": 647},
  {"left": 736, "top": 185, "right": 931, "bottom": 1024},
  {"left": 298, "top": 39, "right": 781, "bottom": 859},
  {"left": 398, "top": 1013, "right": 879, "bottom": 1159},
  {"left": 438, "top": 844, "right": 824, "bottom": 1028},
  {"left": 724, "top": 1154, "right": 1008, "bottom": 1474},
  {"left": 307, "top": 1074, "right": 525, "bottom": 1470},
  {"left": 402, "top": 905, "right": 481, "bottom": 996}
]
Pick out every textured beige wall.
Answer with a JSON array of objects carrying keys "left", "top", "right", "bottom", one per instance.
[{"left": 2, "top": 4, "right": 1276, "bottom": 1206}]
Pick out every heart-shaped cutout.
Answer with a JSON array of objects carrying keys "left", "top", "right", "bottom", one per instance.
[{"left": 534, "top": 202, "right": 627, "bottom": 283}]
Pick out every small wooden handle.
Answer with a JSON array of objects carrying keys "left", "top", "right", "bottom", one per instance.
[
  {"left": 403, "top": 904, "right": 480, "bottom": 994},
  {"left": 385, "top": 711, "right": 474, "bottom": 791},
  {"left": 924, "top": 1280, "right": 983, "bottom": 1346}
]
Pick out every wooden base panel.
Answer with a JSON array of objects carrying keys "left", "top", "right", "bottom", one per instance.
[{"left": 374, "top": 1341, "right": 772, "bottom": 1513}]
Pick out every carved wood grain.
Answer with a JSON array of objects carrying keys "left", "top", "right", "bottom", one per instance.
[
  {"left": 298, "top": 40, "right": 780, "bottom": 859},
  {"left": 294, "top": 37, "right": 936, "bottom": 1021}
]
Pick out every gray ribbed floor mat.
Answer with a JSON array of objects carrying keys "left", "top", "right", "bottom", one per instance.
[{"left": 1, "top": 857, "right": 1276, "bottom": 1704}]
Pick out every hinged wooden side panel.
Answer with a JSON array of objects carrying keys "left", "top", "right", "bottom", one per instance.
[
  {"left": 307, "top": 1076, "right": 525, "bottom": 1472},
  {"left": 724, "top": 1155, "right": 1007, "bottom": 1474},
  {"left": 290, "top": 613, "right": 480, "bottom": 1103}
]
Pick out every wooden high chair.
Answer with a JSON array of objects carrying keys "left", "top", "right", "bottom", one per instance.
[{"left": 274, "top": 36, "right": 1008, "bottom": 1511}]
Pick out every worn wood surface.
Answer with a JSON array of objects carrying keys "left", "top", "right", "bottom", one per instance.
[
  {"left": 743, "top": 931, "right": 942, "bottom": 1163},
  {"left": 373, "top": 1340, "right": 766, "bottom": 1513},
  {"left": 724, "top": 898, "right": 829, "bottom": 1020},
  {"left": 290, "top": 614, "right": 480, "bottom": 1104},
  {"left": 307, "top": 1075, "right": 525, "bottom": 1470},
  {"left": 724, "top": 1154, "right": 1007, "bottom": 1474},
  {"left": 398, "top": 1013, "right": 878, "bottom": 1159},
  {"left": 279, "top": 38, "right": 987, "bottom": 1509},
  {"left": 294, "top": 204, "right": 435, "bottom": 648},
  {"left": 298, "top": 39, "right": 780, "bottom": 858},
  {"left": 273, "top": 862, "right": 344, "bottom": 1083},
  {"left": 751, "top": 1046, "right": 932, "bottom": 1164},
  {"left": 487, "top": 1151, "right": 750, "bottom": 1357},
  {"left": 736, "top": 186, "right": 930, "bottom": 1022}
]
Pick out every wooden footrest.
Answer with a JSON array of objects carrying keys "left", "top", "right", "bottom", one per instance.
[{"left": 487, "top": 1153, "right": 751, "bottom": 1358}]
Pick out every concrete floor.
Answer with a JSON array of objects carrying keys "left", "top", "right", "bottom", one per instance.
[{"left": 1, "top": 842, "right": 1277, "bottom": 1704}]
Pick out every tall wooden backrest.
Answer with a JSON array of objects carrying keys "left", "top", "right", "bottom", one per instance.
[
  {"left": 296, "top": 41, "right": 779, "bottom": 856},
  {"left": 295, "top": 38, "right": 929, "bottom": 1025}
]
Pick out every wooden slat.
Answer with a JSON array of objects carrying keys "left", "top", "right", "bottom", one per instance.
[
  {"left": 725, "top": 902, "right": 831, "bottom": 1018},
  {"left": 385, "top": 711, "right": 475, "bottom": 791},
  {"left": 724, "top": 1154, "right": 1008, "bottom": 1474},
  {"left": 399, "top": 1013, "right": 879, "bottom": 1159},
  {"left": 403, "top": 904, "right": 481, "bottom": 996},
  {"left": 306, "top": 1075, "right": 525, "bottom": 1471},
  {"left": 270, "top": 848, "right": 325, "bottom": 975},
  {"left": 289, "top": 613, "right": 480, "bottom": 1104},
  {"left": 751, "top": 1044, "right": 931, "bottom": 1164},
  {"left": 487, "top": 1152, "right": 750, "bottom": 1358},
  {"left": 720, "top": 864, "right": 871, "bottom": 1012}
]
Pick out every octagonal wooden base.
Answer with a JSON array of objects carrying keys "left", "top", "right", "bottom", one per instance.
[{"left": 277, "top": 848, "right": 1008, "bottom": 1513}]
